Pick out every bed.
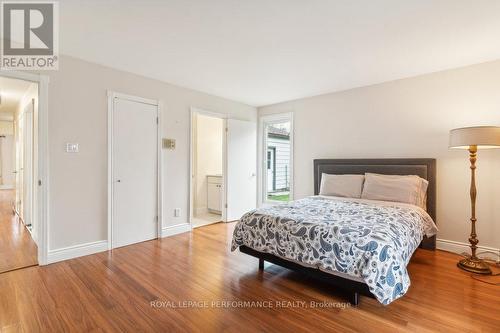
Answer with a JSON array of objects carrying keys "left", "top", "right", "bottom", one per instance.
[{"left": 231, "top": 159, "right": 437, "bottom": 305}]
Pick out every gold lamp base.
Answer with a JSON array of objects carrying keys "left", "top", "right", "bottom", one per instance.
[{"left": 457, "top": 257, "right": 492, "bottom": 275}]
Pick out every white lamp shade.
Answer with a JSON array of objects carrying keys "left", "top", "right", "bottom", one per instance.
[{"left": 449, "top": 126, "right": 500, "bottom": 149}]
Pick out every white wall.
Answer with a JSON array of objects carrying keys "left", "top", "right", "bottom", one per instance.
[
  {"left": 43, "top": 56, "right": 256, "bottom": 250},
  {"left": 259, "top": 60, "right": 500, "bottom": 250},
  {"left": 193, "top": 114, "right": 223, "bottom": 214}
]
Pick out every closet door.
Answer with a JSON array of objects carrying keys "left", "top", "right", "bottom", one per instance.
[
  {"left": 111, "top": 96, "right": 158, "bottom": 248},
  {"left": 22, "top": 104, "right": 34, "bottom": 227},
  {"left": 15, "top": 113, "right": 23, "bottom": 217}
]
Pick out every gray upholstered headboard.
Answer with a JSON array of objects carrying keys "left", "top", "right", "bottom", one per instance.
[{"left": 313, "top": 158, "right": 436, "bottom": 250}]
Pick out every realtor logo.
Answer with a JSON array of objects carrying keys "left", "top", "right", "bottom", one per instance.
[{"left": 1, "top": 1, "right": 59, "bottom": 70}]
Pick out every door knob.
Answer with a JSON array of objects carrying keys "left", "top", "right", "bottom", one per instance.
[{"left": 116, "top": 180, "right": 121, "bottom": 183}]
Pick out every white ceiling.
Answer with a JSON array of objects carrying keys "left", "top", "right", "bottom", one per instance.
[
  {"left": 0, "top": 77, "right": 33, "bottom": 118},
  {"left": 59, "top": 0, "right": 500, "bottom": 106}
]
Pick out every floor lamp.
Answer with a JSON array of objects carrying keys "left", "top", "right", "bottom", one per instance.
[{"left": 449, "top": 126, "right": 500, "bottom": 275}]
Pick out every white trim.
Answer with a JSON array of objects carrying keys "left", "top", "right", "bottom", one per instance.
[
  {"left": 0, "top": 70, "right": 46, "bottom": 83},
  {"left": 189, "top": 110, "right": 195, "bottom": 226},
  {"left": 258, "top": 112, "right": 294, "bottom": 207},
  {"left": 222, "top": 117, "right": 228, "bottom": 223},
  {"left": 437, "top": 238, "right": 500, "bottom": 261},
  {"left": 157, "top": 100, "right": 164, "bottom": 239},
  {"left": 0, "top": 185, "right": 15, "bottom": 190},
  {"left": 0, "top": 70, "right": 50, "bottom": 265},
  {"left": 107, "top": 93, "right": 113, "bottom": 250},
  {"left": 107, "top": 91, "right": 162, "bottom": 250},
  {"left": 189, "top": 107, "right": 228, "bottom": 228},
  {"left": 108, "top": 91, "right": 158, "bottom": 106},
  {"left": 161, "top": 223, "right": 192, "bottom": 238},
  {"left": 47, "top": 240, "right": 108, "bottom": 264}
]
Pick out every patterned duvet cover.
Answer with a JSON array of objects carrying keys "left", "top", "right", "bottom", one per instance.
[{"left": 231, "top": 196, "right": 437, "bottom": 305}]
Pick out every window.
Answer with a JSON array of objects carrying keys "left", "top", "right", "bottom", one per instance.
[{"left": 259, "top": 113, "right": 293, "bottom": 204}]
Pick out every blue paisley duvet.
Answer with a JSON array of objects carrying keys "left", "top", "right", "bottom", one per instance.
[{"left": 231, "top": 196, "right": 437, "bottom": 305}]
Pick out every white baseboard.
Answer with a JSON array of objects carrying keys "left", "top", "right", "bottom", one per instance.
[
  {"left": 46, "top": 234, "right": 497, "bottom": 266},
  {"left": 162, "top": 223, "right": 192, "bottom": 238},
  {"left": 47, "top": 240, "right": 108, "bottom": 264},
  {"left": 0, "top": 185, "right": 14, "bottom": 190},
  {"left": 437, "top": 238, "right": 500, "bottom": 261},
  {"left": 45, "top": 224, "right": 191, "bottom": 264}
]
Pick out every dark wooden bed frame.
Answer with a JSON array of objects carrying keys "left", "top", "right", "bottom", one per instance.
[{"left": 238, "top": 158, "right": 437, "bottom": 306}]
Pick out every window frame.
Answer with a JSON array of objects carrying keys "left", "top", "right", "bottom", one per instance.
[{"left": 258, "top": 112, "right": 294, "bottom": 206}]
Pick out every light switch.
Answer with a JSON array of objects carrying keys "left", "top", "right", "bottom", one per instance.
[
  {"left": 66, "top": 143, "right": 79, "bottom": 153},
  {"left": 163, "top": 138, "right": 176, "bottom": 150}
]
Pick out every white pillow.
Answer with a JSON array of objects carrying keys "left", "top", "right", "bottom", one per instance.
[
  {"left": 361, "top": 173, "right": 428, "bottom": 208},
  {"left": 417, "top": 178, "right": 429, "bottom": 210},
  {"left": 320, "top": 174, "right": 365, "bottom": 198}
]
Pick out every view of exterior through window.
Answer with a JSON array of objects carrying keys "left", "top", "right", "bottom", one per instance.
[{"left": 266, "top": 121, "right": 291, "bottom": 201}]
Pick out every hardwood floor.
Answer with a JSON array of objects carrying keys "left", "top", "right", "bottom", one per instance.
[
  {"left": 0, "top": 190, "right": 37, "bottom": 274},
  {"left": 0, "top": 222, "right": 499, "bottom": 332}
]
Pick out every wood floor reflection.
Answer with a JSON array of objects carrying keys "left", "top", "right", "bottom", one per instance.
[{"left": 0, "top": 190, "right": 37, "bottom": 274}]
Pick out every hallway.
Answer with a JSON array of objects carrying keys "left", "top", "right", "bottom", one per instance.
[{"left": 0, "top": 190, "right": 37, "bottom": 274}]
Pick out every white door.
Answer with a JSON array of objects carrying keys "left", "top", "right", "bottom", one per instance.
[
  {"left": 112, "top": 97, "right": 158, "bottom": 248},
  {"left": 226, "top": 119, "right": 257, "bottom": 221},
  {"left": 15, "top": 101, "right": 34, "bottom": 223},
  {"left": 23, "top": 104, "right": 34, "bottom": 228},
  {"left": 15, "top": 113, "right": 24, "bottom": 217}
]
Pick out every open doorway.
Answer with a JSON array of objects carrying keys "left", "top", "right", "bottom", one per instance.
[
  {"left": 0, "top": 76, "right": 39, "bottom": 273},
  {"left": 191, "top": 111, "right": 225, "bottom": 227},
  {"left": 259, "top": 113, "right": 294, "bottom": 206},
  {"left": 190, "top": 108, "right": 257, "bottom": 228}
]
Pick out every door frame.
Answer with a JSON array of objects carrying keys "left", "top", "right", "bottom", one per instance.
[
  {"left": 0, "top": 70, "right": 50, "bottom": 265},
  {"left": 258, "top": 112, "right": 294, "bottom": 206},
  {"left": 107, "top": 91, "right": 162, "bottom": 250},
  {"left": 189, "top": 107, "right": 227, "bottom": 227}
]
